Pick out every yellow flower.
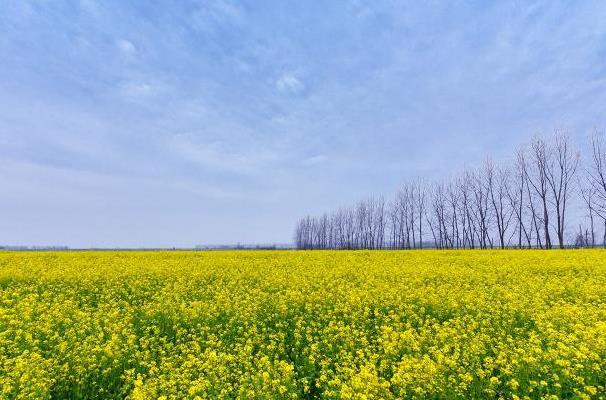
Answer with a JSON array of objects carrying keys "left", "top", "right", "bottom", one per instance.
[{"left": 0, "top": 249, "right": 605, "bottom": 398}]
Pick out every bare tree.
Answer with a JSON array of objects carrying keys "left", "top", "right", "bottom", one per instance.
[
  {"left": 468, "top": 168, "right": 492, "bottom": 249},
  {"left": 392, "top": 186, "right": 408, "bottom": 249},
  {"left": 485, "top": 159, "right": 514, "bottom": 249},
  {"left": 587, "top": 133, "right": 606, "bottom": 246},
  {"left": 544, "top": 133, "right": 579, "bottom": 248},
  {"left": 520, "top": 148, "right": 544, "bottom": 249},
  {"left": 506, "top": 148, "right": 532, "bottom": 248},
  {"left": 524, "top": 137, "right": 552, "bottom": 248},
  {"left": 414, "top": 180, "right": 426, "bottom": 248},
  {"left": 446, "top": 182, "right": 461, "bottom": 248},
  {"left": 578, "top": 178, "right": 596, "bottom": 247},
  {"left": 427, "top": 183, "right": 447, "bottom": 248},
  {"left": 373, "top": 196, "right": 386, "bottom": 249},
  {"left": 459, "top": 171, "right": 478, "bottom": 248}
]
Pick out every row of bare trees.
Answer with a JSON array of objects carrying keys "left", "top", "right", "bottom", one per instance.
[
  {"left": 294, "top": 197, "right": 387, "bottom": 249},
  {"left": 294, "top": 132, "right": 606, "bottom": 250}
]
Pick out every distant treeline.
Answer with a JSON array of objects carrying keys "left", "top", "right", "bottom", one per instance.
[
  {"left": 0, "top": 246, "right": 69, "bottom": 251},
  {"left": 195, "top": 244, "right": 294, "bottom": 250},
  {"left": 294, "top": 132, "right": 606, "bottom": 250}
]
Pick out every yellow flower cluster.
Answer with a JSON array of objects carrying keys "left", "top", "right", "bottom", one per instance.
[{"left": 1, "top": 250, "right": 606, "bottom": 399}]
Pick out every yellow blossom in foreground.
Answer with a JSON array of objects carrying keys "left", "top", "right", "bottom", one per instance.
[{"left": 1, "top": 249, "right": 606, "bottom": 399}]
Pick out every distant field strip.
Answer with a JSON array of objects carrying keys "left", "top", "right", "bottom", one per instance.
[{"left": 1, "top": 250, "right": 606, "bottom": 399}]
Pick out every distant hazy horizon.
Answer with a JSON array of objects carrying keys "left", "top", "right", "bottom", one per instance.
[{"left": 2, "top": 1, "right": 606, "bottom": 247}]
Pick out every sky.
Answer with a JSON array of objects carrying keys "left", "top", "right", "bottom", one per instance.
[{"left": 1, "top": 1, "right": 606, "bottom": 248}]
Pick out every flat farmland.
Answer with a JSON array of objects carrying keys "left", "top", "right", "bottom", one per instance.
[{"left": 1, "top": 250, "right": 606, "bottom": 399}]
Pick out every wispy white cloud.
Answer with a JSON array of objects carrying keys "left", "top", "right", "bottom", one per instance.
[
  {"left": 189, "top": 0, "right": 244, "bottom": 34},
  {"left": 116, "top": 39, "right": 136, "bottom": 55},
  {"left": 118, "top": 81, "right": 156, "bottom": 99},
  {"left": 302, "top": 154, "right": 327, "bottom": 166},
  {"left": 276, "top": 74, "right": 304, "bottom": 94},
  {"left": 167, "top": 132, "right": 283, "bottom": 177}
]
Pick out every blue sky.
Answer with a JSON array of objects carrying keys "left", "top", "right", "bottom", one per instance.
[{"left": 1, "top": 1, "right": 606, "bottom": 247}]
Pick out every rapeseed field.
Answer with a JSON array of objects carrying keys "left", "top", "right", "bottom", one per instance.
[{"left": 1, "top": 250, "right": 606, "bottom": 399}]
